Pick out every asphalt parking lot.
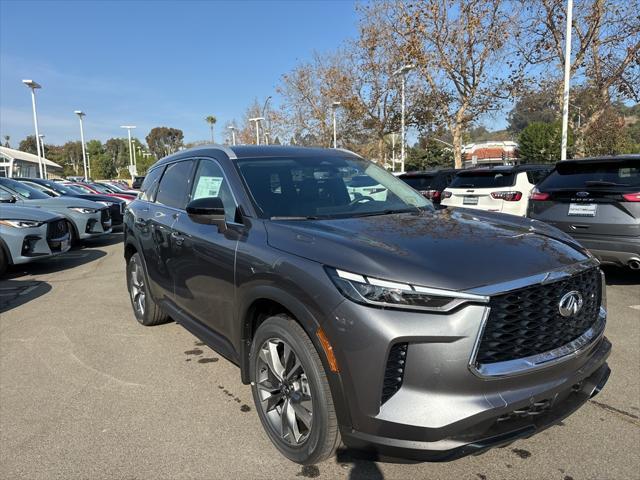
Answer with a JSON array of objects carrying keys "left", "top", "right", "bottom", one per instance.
[{"left": 1, "top": 233, "right": 638, "bottom": 480}]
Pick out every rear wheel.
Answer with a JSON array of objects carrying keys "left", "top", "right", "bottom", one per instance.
[
  {"left": 250, "top": 315, "right": 340, "bottom": 464},
  {"left": 126, "top": 252, "right": 170, "bottom": 326}
]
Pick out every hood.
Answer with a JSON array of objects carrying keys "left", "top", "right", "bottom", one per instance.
[
  {"left": 265, "top": 208, "right": 590, "bottom": 291},
  {"left": 0, "top": 205, "right": 61, "bottom": 222},
  {"left": 69, "top": 193, "right": 125, "bottom": 204},
  {"left": 20, "top": 197, "right": 105, "bottom": 210}
]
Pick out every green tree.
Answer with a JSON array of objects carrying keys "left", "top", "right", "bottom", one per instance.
[
  {"left": 3, "top": 135, "right": 9, "bottom": 148},
  {"left": 145, "top": 127, "right": 184, "bottom": 159},
  {"left": 18, "top": 135, "right": 39, "bottom": 155},
  {"left": 518, "top": 121, "right": 573, "bottom": 164},
  {"left": 205, "top": 115, "right": 217, "bottom": 143},
  {"left": 405, "top": 138, "right": 455, "bottom": 171},
  {"left": 583, "top": 109, "right": 634, "bottom": 156},
  {"left": 507, "top": 87, "right": 558, "bottom": 134}
]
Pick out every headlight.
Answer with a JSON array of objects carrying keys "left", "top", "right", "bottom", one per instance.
[
  {"left": 68, "top": 207, "right": 99, "bottom": 214},
  {"left": 325, "top": 267, "right": 488, "bottom": 312},
  {"left": 0, "top": 219, "right": 44, "bottom": 228},
  {"left": 97, "top": 201, "right": 114, "bottom": 207}
]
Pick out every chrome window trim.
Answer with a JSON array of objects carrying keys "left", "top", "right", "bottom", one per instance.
[
  {"left": 469, "top": 307, "right": 606, "bottom": 379},
  {"left": 464, "top": 258, "right": 600, "bottom": 297}
]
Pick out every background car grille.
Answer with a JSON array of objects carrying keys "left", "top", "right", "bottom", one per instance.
[
  {"left": 46, "top": 219, "right": 68, "bottom": 240},
  {"left": 476, "top": 268, "right": 601, "bottom": 365},
  {"left": 381, "top": 343, "right": 408, "bottom": 405},
  {"left": 100, "top": 208, "right": 111, "bottom": 228}
]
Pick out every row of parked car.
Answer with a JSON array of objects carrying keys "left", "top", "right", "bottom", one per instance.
[
  {"left": 0, "top": 177, "right": 139, "bottom": 275},
  {"left": 398, "top": 155, "right": 640, "bottom": 270}
]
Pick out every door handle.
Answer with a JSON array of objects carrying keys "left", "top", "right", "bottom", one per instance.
[{"left": 135, "top": 217, "right": 147, "bottom": 227}]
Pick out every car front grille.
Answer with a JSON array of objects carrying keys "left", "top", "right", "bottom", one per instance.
[
  {"left": 476, "top": 268, "right": 601, "bottom": 365},
  {"left": 381, "top": 342, "right": 408, "bottom": 405},
  {"left": 47, "top": 218, "right": 68, "bottom": 240},
  {"left": 100, "top": 208, "right": 111, "bottom": 229}
]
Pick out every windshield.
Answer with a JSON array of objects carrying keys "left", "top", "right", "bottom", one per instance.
[
  {"left": 540, "top": 161, "right": 640, "bottom": 189},
  {"left": 237, "top": 156, "right": 431, "bottom": 219},
  {"left": 88, "top": 183, "right": 112, "bottom": 194},
  {"left": 449, "top": 171, "right": 516, "bottom": 188},
  {"left": 70, "top": 184, "right": 94, "bottom": 194},
  {"left": 0, "top": 178, "right": 51, "bottom": 199}
]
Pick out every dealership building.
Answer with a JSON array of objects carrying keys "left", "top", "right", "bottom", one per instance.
[{"left": 0, "top": 146, "right": 64, "bottom": 178}]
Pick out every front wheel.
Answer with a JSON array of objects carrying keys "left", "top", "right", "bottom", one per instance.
[{"left": 250, "top": 315, "right": 340, "bottom": 465}]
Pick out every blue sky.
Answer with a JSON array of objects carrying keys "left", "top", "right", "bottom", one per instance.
[{"left": 0, "top": 0, "right": 360, "bottom": 145}]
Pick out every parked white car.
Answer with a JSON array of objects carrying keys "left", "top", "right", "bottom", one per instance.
[
  {"left": 346, "top": 175, "right": 388, "bottom": 201},
  {"left": 441, "top": 165, "right": 551, "bottom": 216}
]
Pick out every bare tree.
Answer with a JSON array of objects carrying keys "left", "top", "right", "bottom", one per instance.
[
  {"left": 518, "top": 0, "right": 640, "bottom": 153},
  {"left": 391, "top": 0, "right": 517, "bottom": 168}
]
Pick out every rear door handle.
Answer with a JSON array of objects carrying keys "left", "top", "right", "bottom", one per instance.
[{"left": 135, "top": 218, "right": 147, "bottom": 227}]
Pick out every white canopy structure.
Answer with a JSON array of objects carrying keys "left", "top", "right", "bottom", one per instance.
[{"left": 0, "top": 146, "right": 63, "bottom": 178}]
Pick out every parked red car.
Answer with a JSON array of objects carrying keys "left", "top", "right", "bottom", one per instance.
[{"left": 68, "top": 183, "right": 137, "bottom": 202}]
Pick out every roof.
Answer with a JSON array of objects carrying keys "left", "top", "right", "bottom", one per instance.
[
  {"left": 0, "top": 146, "right": 63, "bottom": 169},
  {"left": 556, "top": 155, "right": 640, "bottom": 166},
  {"left": 151, "top": 144, "right": 362, "bottom": 170},
  {"left": 460, "top": 164, "right": 552, "bottom": 174},
  {"left": 399, "top": 168, "right": 458, "bottom": 177}
]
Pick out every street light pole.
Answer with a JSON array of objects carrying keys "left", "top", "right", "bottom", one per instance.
[
  {"left": 393, "top": 65, "right": 414, "bottom": 173},
  {"left": 331, "top": 101, "right": 341, "bottom": 148},
  {"left": 391, "top": 132, "right": 397, "bottom": 172},
  {"left": 228, "top": 126, "right": 237, "bottom": 146},
  {"left": 74, "top": 111, "right": 89, "bottom": 180},
  {"left": 262, "top": 96, "right": 272, "bottom": 145},
  {"left": 120, "top": 125, "right": 136, "bottom": 178},
  {"left": 249, "top": 117, "right": 264, "bottom": 145},
  {"left": 560, "top": 0, "right": 573, "bottom": 161},
  {"left": 38, "top": 134, "right": 48, "bottom": 178},
  {"left": 22, "top": 80, "right": 44, "bottom": 178}
]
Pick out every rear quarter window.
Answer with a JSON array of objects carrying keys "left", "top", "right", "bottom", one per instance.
[
  {"left": 139, "top": 166, "right": 164, "bottom": 202},
  {"left": 526, "top": 169, "right": 551, "bottom": 185},
  {"left": 539, "top": 161, "right": 640, "bottom": 189}
]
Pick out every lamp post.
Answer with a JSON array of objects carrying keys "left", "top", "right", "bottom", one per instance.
[
  {"left": 393, "top": 64, "right": 415, "bottom": 173},
  {"left": 249, "top": 117, "right": 264, "bottom": 145},
  {"left": 120, "top": 125, "right": 136, "bottom": 178},
  {"left": 390, "top": 132, "right": 398, "bottom": 171},
  {"left": 331, "top": 101, "right": 341, "bottom": 148},
  {"left": 38, "top": 134, "right": 48, "bottom": 178},
  {"left": 228, "top": 126, "right": 237, "bottom": 146},
  {"left": 262, "top": 96, "right": 272, "bottom": 145},
  {"left": 22, "top": 79, "right": 44, "bottom": 178},
  {"left": 74, "top": 111, "right": 89, "bottom": 180},
  {"left": 131, "top": 138, "right": 138, "bottom": 171},
  {"left": 560, "top": 0, "right": 573, "bottom": 161}
]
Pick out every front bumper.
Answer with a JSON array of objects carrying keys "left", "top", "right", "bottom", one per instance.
[
  {"left": 325, "top": 297, "right": 611, "bottom": 462},
  {"left": 77, "top": 209, "right": 112, "bottom": 239}
]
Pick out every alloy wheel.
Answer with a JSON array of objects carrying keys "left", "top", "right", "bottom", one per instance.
[
  {"left": 256, "top": 338, "right": 313, "bottom": 445},
  {"left": 129, "top": 257, "right": 146, "bottom": 316}
]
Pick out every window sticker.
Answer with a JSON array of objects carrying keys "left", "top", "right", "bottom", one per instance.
[{"left": 193, "top": 176, "right": 223, "bottom": 199}]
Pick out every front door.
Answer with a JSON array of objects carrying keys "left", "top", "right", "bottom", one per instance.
[{"left": 170, "top": 158, "right": 240, "bottom": 339}]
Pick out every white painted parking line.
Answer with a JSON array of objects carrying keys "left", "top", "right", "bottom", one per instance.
[{"left": 630, "top": 305, "right": 640, "bottom": 311}]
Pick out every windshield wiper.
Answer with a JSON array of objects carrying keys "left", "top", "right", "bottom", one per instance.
[
  {"left": 270, "top": 215, "right": 319, "bottom": 220},
  {"left": 584, "top": 180, "right": 629, "bottom": 186}
]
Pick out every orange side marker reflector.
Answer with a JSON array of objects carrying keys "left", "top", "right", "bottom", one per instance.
[{"left": 316, "top": 327, "right": 339, "bottom": 373}]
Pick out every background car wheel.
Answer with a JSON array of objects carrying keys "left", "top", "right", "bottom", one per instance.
[
  {"left": 250, "top": 315, "right": 340, "bottom": 465},
  {"left": 0, "top": 247, "right": 8, "bottom": 277},
  {"left": 126, "top": 252, "right": 170, "bottom": 326}
]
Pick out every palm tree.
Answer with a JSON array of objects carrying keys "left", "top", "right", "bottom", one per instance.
[{"left": 205, "top": 115, "right": 217, "bottom": 143}]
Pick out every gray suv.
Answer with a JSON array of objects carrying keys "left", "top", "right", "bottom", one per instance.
[{"left": 124, "top": 146, "right": 611, "bottom": 465}]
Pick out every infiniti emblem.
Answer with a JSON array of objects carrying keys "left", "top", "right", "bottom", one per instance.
[{"left": 559, "top": 291, "right": 584, "bottom": 317}]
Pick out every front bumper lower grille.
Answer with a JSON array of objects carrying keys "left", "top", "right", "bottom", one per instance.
[
  {"left": 476, "top": 268, "right": 601, "bottom": 365},
  {"left": 46, "top": 219, "right": 69, "bottom": 252},
  {"left": 100, "top": 208, "right": 111, "bottom": 230},
  {"left": 381, "top": 343, "right": 408, "bottom": 405}
]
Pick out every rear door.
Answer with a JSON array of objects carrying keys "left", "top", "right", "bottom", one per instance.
[{"left": 528, "top": 159, "right": 640, "bottom": 237}]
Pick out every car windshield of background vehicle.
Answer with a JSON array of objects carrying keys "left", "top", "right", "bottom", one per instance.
[
  {"left": 0, "top": 178, "right": 51, "bottom": 200},
  {"left": 449, "top": 171, "right": 516, "bottom": 188},
  {"left": 69, "top": 184, "right": 93, "bottom": 194},
  {"left": 237, "top": 156, "right": 431, "bottom": 219},
  {"left": 401, "top": 175, "right": 436, "bottom": 190},
  {"left": 540, "top": 161, "right": 640, "bottom": 189}
]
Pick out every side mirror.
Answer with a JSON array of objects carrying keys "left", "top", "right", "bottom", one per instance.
[
  {"left": 0, "top": 191, "right": 17, "bottom": 203},
  {"left": 186, "top": 197, "right": 227, "bottom": 230}
]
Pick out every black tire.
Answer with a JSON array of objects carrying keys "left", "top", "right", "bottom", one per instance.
[
  {"left": 250, "top": 315, "right": 340, "bottom": 465},
  {"left": 126, "top": 252, "right": 170, "bottom": 326},
  {"left": 66, "top": 220, "right": 79, "bottom": 247},
  {"left": 0, "top": 247, "right": 8, "bottom": 277}
]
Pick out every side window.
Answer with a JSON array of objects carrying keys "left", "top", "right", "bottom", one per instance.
[
  {"left": 139, "top": 167, "right": 164, "bottom": 202},
  {"left": 191, "top": 159, "right": 238, "bottom": 222},
  {"left": 526, "top": 169, "right": 550, "bottom": 185},
  {"left": 155, "top": 160, "right": 195, "bottom": 209}
]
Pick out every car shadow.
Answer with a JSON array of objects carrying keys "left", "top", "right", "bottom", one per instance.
[
  {"left": 602, "top": 266, "right": 639, "bottom": 286},
  {"left": 5, "top": 248, "right": 108, "bottom": 279},
  {"left": 336, "top": 448, "right": 385, "bottom": 480},
  {"left": 0, "top": 279, "right": 52, "bottom": 314},
  {"left": 82, "top": 231, "right": 124, "bottom": 248}
]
